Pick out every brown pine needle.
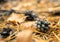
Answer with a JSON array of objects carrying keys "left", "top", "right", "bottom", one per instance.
[{"left": 52, "top": 32, "right": 60, "bottom": 41}]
